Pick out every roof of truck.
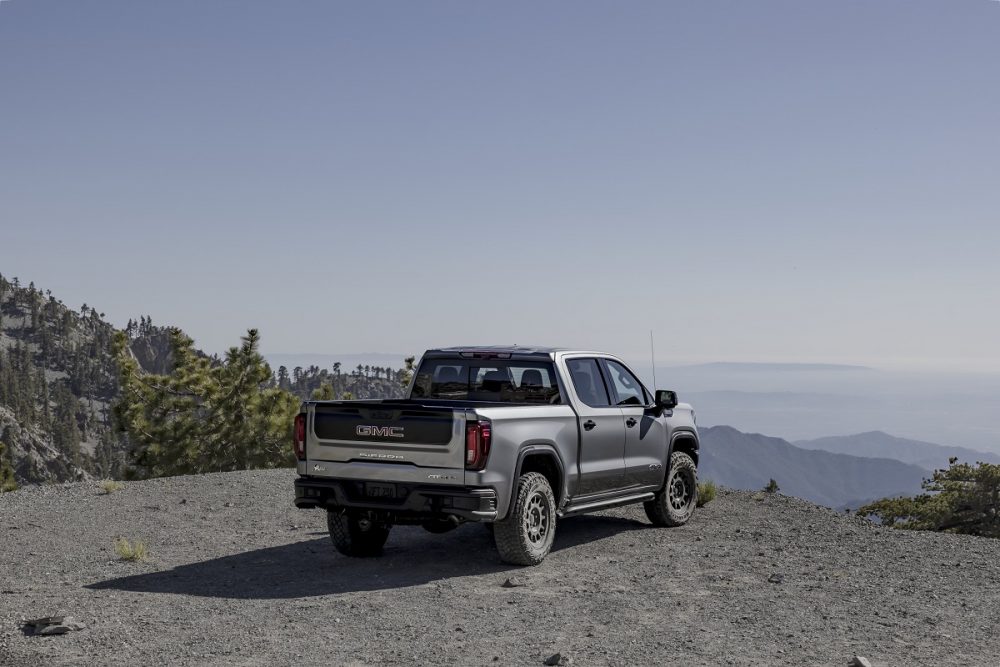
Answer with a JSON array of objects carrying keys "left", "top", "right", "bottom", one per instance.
[
  {"left": 426, "top": 345, "right": 570, "bottom": 356},
  {"left": 423, "top": 346, "right": 625, "bottom": 360}
]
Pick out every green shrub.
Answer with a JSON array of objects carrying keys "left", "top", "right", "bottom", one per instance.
[
  {"left": 98, "top": 480, "right": 124, "bottom": 494},
  {"left": 696, "top": 480, "right": 717, "bottom": 507},
  {"left": 764, "top": 478, "right": 779, "bottom": 494},
  {"left": 859, "top": 458, "right": 1000, "bottom": 538}
]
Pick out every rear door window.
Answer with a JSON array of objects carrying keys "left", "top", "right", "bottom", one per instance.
[{"left": 566, "top": 358, "right": 612, "bottom": 408}]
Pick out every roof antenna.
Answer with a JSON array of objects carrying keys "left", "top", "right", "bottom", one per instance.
[{"left": 650, "top": 330, "right": 658, "bottom": 390}]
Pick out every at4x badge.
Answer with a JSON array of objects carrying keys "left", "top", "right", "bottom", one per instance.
[{"left": 358, "top": 452, "right": 405, "bottom": 461}]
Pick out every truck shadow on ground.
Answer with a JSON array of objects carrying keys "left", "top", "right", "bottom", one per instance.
[{"left": 87, "top": 514, "right": 647, "bottom": 600}]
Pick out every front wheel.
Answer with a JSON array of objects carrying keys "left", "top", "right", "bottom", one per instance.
[
  {"left": 644, "top": 452, "right": 698, "bottom": 527},
  {"left": 493, "top": 472, "right": 557, "bottom": 566},
  {"left": 327, "top": 509, "right": 392, "bottom": 557}
]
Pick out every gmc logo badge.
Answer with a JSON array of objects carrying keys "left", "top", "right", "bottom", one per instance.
[{"left": 356, "top": 425, "right": 405, "bottom": 438}]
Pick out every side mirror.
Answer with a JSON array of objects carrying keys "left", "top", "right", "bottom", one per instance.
[{"left": 655, "top": 390, "right": 678, "bottom": 410}]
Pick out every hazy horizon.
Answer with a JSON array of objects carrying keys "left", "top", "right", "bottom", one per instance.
[{"left": 4, "top": 1, "right": 1000, "bottom": 372}]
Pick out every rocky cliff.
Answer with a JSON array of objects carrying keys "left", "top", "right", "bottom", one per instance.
[{"left": 0, "top": 275, "right": 173, "bottom": 485}]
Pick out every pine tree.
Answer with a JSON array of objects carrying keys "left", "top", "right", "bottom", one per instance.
[
  {"left": 311, "top": 383, "right": 335, "bottom": 400},
  {"left": 0, "top": 275, "right": 7, "bottom": 331},
  {"left": 859, "top": 458, "right": 1000, "bottom": 538},
  {"left": 114, "top": 328, "right": 300, "bottom": 477},
  {"left": 400, "top": 356, "right": 417, "bottom": 389},
  {"left": 28, "top": 283, "right": 41, "bottom": 331}
]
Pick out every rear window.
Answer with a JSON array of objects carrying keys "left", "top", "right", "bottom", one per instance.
[{"left": 411, "top": 359, "right": 563, "bottom": 404}]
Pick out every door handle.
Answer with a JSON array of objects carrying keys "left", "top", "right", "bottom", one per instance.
[
  {"left": 583, "top": 420, "right": 596, "bottom": 431},
  {"left": 626, "top": 418, "right": 637, "bottom": 428}
]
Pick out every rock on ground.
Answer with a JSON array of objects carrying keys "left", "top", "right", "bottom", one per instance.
[{"left": 2, "top": 469, "right": 999, "bottom": 666}]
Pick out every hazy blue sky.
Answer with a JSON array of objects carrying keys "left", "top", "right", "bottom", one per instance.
[{"left": 2, "top": 1, "right": 999, "bottom": 370}]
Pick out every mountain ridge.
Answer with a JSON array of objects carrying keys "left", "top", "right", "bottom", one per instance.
[
  {"left": 793, "top": 430, "right": 1000, "bottom": 471},
  {"left": 699, "top": 425, "right": 929, "bottom": 509}
]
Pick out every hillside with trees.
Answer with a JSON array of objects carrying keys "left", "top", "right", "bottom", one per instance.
[
  {"left": 0, "top": 273, "right": 146, "bottom": 484},
  {"left": 0, "top": 273, "right": 412, "bottom": 488},
  {"left": 274, "top": 357, "right": 415, "bottom": 402}
]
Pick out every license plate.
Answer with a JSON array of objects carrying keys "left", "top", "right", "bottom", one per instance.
[{"left": 365, "top": 482, "right": 396, "bottom": 499}]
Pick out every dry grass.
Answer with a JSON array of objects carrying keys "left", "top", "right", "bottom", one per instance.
[
  {"left": 696, "top": 480, "right": 717, "bottom": 508},
  {"left": 98, "top": 480, "right": 124, "bottom": 495},
  {"left": 114, "top": 538, "right": 148, "bottom": 562}
]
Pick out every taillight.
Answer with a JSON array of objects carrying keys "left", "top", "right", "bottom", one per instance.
[
  {"left": 293, "top": 414, "right": 306, "bottom": 460},
  {"left": 465, "top": 420, "right": 492, "bottom": 470}
]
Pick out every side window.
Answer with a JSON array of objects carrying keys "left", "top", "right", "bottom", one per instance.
[
  {"left": 566, "top": 358, "right": 611, "bottom": 408},
  {"left": 602, "top": 359, "right": 648, "bottom": 406}
]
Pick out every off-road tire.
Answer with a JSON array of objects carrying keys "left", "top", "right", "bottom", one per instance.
[
  {"left": 327, "top": 510, "right": 392, "bottom": 557},
  {"left": 644, "top": 452, "right": 698, "bottom": 527},
  {"left": 493, "top": 472, "right": 557, "bottom": 566}
]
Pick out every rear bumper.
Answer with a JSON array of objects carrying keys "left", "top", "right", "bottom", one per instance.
[{"left": 294, "top": 476, "right": 498, "bottom": 522}]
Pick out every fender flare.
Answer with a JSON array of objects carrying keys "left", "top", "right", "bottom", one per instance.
[
  {"left": 667, "top": 429, "right": 700, "bottom": 465},
  {"left": 512, "top": 444, "right": 568, "bottom": 512},
  {"left": 651, "top": 430, "right": 699, "bottom": 493}
]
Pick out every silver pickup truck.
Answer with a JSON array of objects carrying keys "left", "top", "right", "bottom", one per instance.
[{"left": 294, "top": 346, "right": 699, "bottom": 565}]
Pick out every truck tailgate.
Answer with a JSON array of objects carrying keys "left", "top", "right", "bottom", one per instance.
[{"left": 307, "top": 402, "right": 468, "bottom": 484}]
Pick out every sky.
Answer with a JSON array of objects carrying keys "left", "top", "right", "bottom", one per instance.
[{"left": 2, "top": 0, "right": 999, "bottom": 370}]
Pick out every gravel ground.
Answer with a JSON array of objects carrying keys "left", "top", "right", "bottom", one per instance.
[{"left": 2, "top": 469, "right": 999, "bottom": 666}]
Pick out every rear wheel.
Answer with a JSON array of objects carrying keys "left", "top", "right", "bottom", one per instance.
[
  {"left": 494, "top": 472, "right": 557, "bottom": 566},
  {"left": 327, "top": 509, "right": 392, "bottom": 557},
  {"left": 644, "top": 452, "right": 698, "bottom": 527}
]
